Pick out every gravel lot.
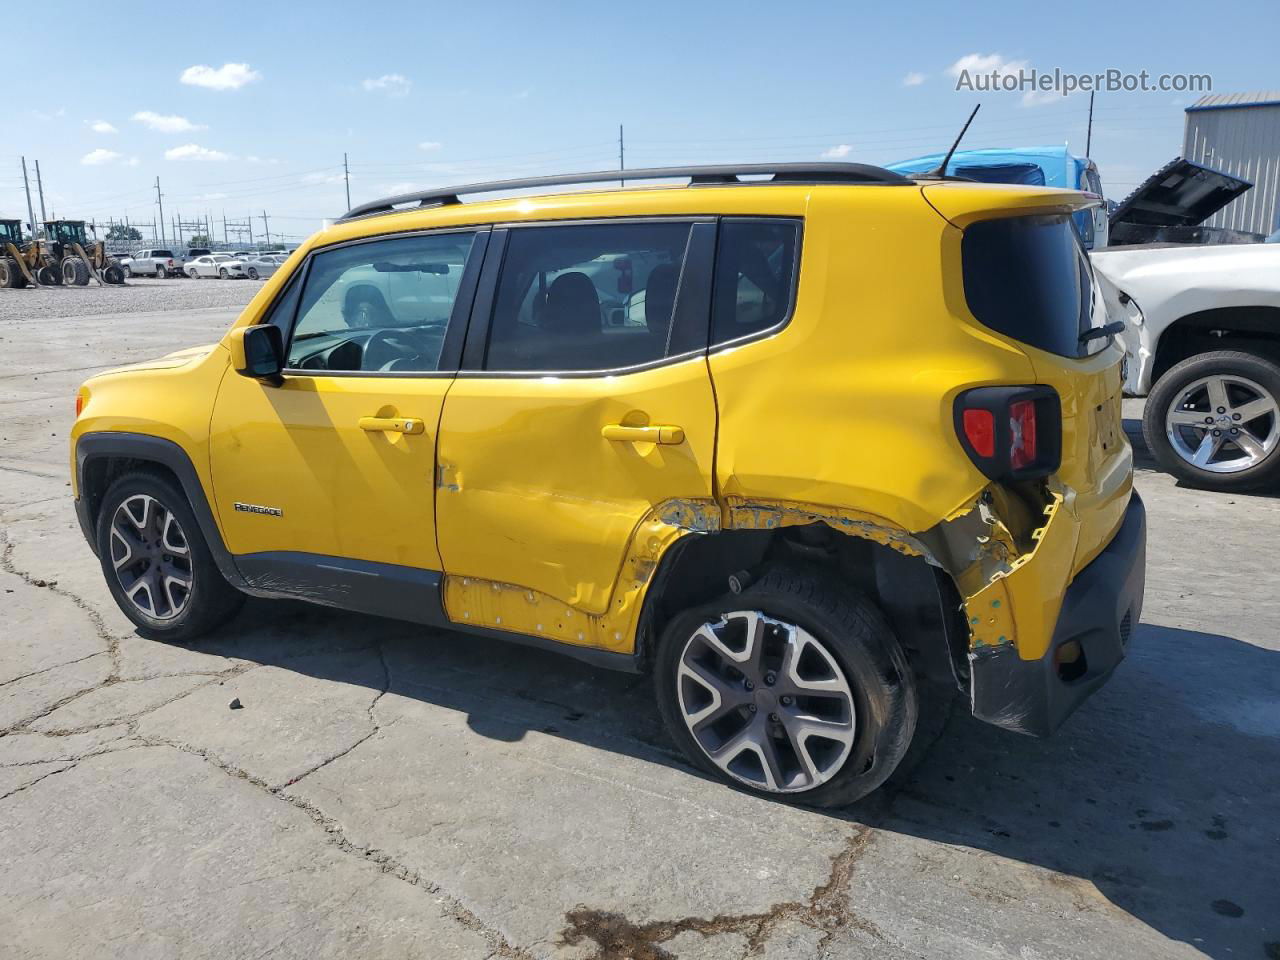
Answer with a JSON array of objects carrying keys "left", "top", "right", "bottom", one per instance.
[
  {"left": 1, "top": 285, "right": 1277, "bottom": 959},
  {"left": 0, "top": 276, "right": 261, "bottom": 323}
]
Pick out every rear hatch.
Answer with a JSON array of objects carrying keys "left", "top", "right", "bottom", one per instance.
[{"left": 923, "top": 182, "right": 1131, "bottom": 574}]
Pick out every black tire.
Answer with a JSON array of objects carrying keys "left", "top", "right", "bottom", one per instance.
[
  {"left": 123, "top": 263, "right": 132, "bottom": 278},
  {"left": 188, "top": 269, "right": 199, "bottom": 280},
  {"left": 156, "top": 265, "right": 166, "bottom": 279},
  {"left": 103, "top": 261, "right": 125, "bottom": 285},
  {"left": 63, "top": 257, "right": 90, "bottom": 286},
  {"left": 0, "top": 257, "right": 21, "bottom": 288},
  {"left": 38, "top": 264, "right": 62, "bottom": 285},
  {"left": 1143, "top": 350, "right": 1280, "bottom": 492},
  {"left": 95, "top": 471, "right": 245, "bottom": 642},
  {"left": 654, "top": 565, "right": 917, "bottom": 808},
  {"left": 247, "top": 267, "right": 258, "bottom": 280}
]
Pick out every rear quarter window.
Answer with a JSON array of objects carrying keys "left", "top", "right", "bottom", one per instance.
[{"left": 961, "top": 214, "right": 1097, "bottom": 358}]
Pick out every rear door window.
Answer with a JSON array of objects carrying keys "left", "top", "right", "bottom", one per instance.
[
  {"left": 483, "top": 221, "right": 695, "bottom": 372},
  {"left": 710, "top": 219, "right": 801, "bottom": 347},
  {"left": 961, "top": 214, "right": 1100, "bottom": 358}
]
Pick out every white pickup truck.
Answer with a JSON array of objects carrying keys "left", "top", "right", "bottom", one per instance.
[
  {"left": 1093, "top": 241, "right": 1280, "bottom": 492},
  {"left": 122, "top": 249, "right": 182, "bottom": 278}
]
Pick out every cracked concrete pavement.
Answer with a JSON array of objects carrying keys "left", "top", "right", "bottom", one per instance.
[{"left": 1, "top": 287, "right": 1278, "bottom": 959}]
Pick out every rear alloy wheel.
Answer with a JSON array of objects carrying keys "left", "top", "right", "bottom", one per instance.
[
  {"left": 655, "top": 567, "right": 916, "bottom": 807},
  {"left": 96, "top": 472, "right": 244, "bottom": 641},
  {"left": 188, "top": 269, "right": 199, "bottom": 279},
  {"left": 219, "top": 268, "right": 229, "bottom": 279},
  {"left": 247, "top": 267, "right": 259, "bottom": 280},
  {"left": 155, "top": 265, "right": 166, "bottom": 279},
  {"left": 1145, "top": 350, "right": 1280, "bottom": 492}
]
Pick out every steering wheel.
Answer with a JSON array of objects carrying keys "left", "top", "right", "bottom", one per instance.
[{"left": 361, "top": 327, "right": 440, "bottom": 372}]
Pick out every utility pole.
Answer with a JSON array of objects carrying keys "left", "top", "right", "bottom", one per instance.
[
  {"left": 34, "top": 160, "right": 48, "bottom": 225},
  {"left": 155, "top": 177, "right": 166, "bottom": 244},
  {"left": 343, "top": 152, "right": 351, "bottom": 210},
  {"left": 618, "top": 124, "right": 625, "bottom": 188},
  {"left": 20, "top": 158, "right": 38, "bottom": 240},
  {"left": 1085, "top": 90, "right": 1095, "bottom": 156},
  {"left": 261, "top": 210, "right": 271, "bottom": 247}
]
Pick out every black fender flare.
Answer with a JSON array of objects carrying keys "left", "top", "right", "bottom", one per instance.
[{"left": 74, "top": 431, "right": 246, "bottom": 589}]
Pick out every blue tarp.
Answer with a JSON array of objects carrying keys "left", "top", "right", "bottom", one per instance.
[{"left": 886, "top": 146, "right": 1089, "bottom": 190}]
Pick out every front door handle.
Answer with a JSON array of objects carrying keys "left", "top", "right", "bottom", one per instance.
[
  {"left": 601, "top": 423, "right": 685, "bottom": 445},
  {"left": 359, "top": 416, "right": 425, "bottom": 435}
]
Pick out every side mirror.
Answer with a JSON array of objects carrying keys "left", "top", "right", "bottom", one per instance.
[{"left": 230, "top": 324, "right": 285, "bottom": 385}]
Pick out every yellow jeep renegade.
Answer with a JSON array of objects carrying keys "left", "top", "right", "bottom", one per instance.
[{"left": 71, "top": 163, "right": 1145, "bottom": 806}]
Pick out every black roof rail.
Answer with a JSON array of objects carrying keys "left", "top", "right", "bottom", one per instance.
[{"left": 338, "top": 162, "right": 913, "bottom": 221}]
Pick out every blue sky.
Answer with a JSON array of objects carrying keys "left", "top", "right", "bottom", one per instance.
[{"left": 4, "top": 0, "right": 1277, "bottom": 244}]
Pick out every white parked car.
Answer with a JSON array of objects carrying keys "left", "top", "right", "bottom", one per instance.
[
  {"left": 186, "top": 254, "right": 248, "bottom": 280},
  {"left": 242, "top": 253, "right": 286, "bottom": 280},
  {"left": 1093, "top": 241, "right": 1280, "bottom": 492}
]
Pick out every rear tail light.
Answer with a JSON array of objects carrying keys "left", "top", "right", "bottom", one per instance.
[
  {"left": 961, "top": 409, "right": 995, "bottom": 457},
  {"left": 1008, "top": 399, "right": 1036, "bottom": 469},
  {"left": 955, "top": 386, "right": 1060, "bottom": 481}
]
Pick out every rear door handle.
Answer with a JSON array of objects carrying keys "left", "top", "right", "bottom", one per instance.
[
  {"left": 359, "top": 416, "right": 425, "bottom": 435},
  {"left": 601, "top": 424, "right": 685, "bottom": 445}
]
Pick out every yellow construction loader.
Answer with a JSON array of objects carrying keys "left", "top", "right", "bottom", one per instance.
[
  {"left": 41, "top": 220, "right": 125, "bottom": 285},
  {"left": 0, "top": 219, "right": 46, "bottom": 288}
]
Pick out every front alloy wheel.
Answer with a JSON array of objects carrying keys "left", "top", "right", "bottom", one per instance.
[
  {"left": 1145, "top": 350, "right": 1280, "bottom": 492},
  {"left": 677, "top": 611, "right": 856, "bottom": 793},
  {"left": 108, "top": 493, "right": 193, "bottom": 620},
  {"left": 1164, "top": 373, "right": 1279, "bottom": 473}
]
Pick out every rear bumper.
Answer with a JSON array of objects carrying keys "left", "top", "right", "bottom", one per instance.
[{"left": 969, "top": 491, "right": 1146, "bottom": 737}]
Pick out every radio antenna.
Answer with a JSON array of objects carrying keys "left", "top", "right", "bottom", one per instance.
[{"left": 928, "top": 103, "right": 981, "bottom": 178}]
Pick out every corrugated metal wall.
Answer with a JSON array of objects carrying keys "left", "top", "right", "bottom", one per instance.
[{"left": 1183, "top": 103, "right": 1280, "bottom": 236}]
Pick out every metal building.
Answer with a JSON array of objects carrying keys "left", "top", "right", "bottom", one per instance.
[{"left": 1183, "top": 91, "right": 1280, "bottom": 237}]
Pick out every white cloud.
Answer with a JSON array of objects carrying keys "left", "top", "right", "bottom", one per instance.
[
  {"left": 1021, "top": 88, "right": 1061, "bottom": 107},
  {"left": 946, "top": 52, "right": 1064, "bottom": 108},
  {"left": 902, "top": 72, "right": 926, "bottom": 87},
  {"left": 180, "top": 62, "right": 261, "bottom": 90},
  {"left": 89, "top": 120, "right": 118, "bottom": 134},
  {"left": 133, "top": 110, "right": 205, "bottom": 133},
  {"left": 363, "top": 74, "right": 411, "bottom": 97},
  {"left": 125, "top": 156, "right": 140, "bottom": 167},
  {"left": 380, "top": 181, "right": 431, "bottom": 196},
  {"left": 821, "top": 144, "right": 853, "bottom": 159},
  {"left": 81, "top": 149, "right": 122, "bottom": 166},
  {"left": 417, "top": 141, "right": 443, "bottom": 153},
  {"left": 165, "top": 144, "right": 232, "bottom": 162},
  {"left": 303, "top": 171, "right": 347, "bottom": 185},
  {"left": 245, "top": 155, "right": 280, "bottom": 165},
  {"left": 947, "top": 52, "right": 1028, "bottom": 79}
]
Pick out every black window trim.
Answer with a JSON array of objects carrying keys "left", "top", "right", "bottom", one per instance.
[
  {"left": 457, "top": 214, "right": 719, "bottom": 380},
  {"left": 268, "top": 225, "right": 491, "bottom": 380},
  {"left": 707, "top": 215, "right": 805, "bottom": 355}
]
